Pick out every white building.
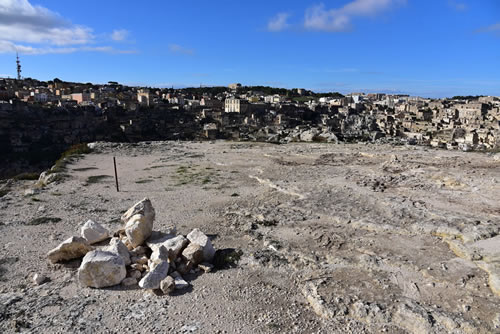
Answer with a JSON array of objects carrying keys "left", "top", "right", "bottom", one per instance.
[
  {"left": 264, "top": 94, "right": 284, "bottom": 104},
  {"left": 137, "top": 89, "right": 150, "bottom": 106},
  {"left": 225, "top": 97, "right": 249, "bottom": 113}
]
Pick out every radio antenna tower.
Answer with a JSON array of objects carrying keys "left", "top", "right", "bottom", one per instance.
[{"left": 16, "top": 52, "right": 22, "bottom": 80}]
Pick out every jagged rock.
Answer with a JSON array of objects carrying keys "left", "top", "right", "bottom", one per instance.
[
  {"left": 32, "top": 273, "right": 47, "bottom": 285},
  {"left": 148, "top": 235, "right": 188, "bottom": 261},
  {"left": 138, "top": 260, "right": 170, "bottom": 289},
  {"left": 104, "top": 238, "right": 131, "bottom": 266},
  {"left": 160, "top": 276, "right": 175, "bottom": 294},
  {"left": 187, "top": 229, "right": 215, "bottom": 263},
  {"left": 47, "top": 236, "right": 92, "bottom": 263},
  {"left": 78, "top": 250, "right": 126, "bottom": 288},
  {"left": 174, "top": 276, "right": 190, "bottom": 290},
  {"left": 182, "top": 243, "right": 204, "bottom": 265},
  {"left": 121, "top": 277, "right": 137, "bottom": 286},
  {"left": 150, "top": 245, "right": 169, "bottom": 262},
  {"left": 124, "top": 214, "right": 153, "bottom": 248},
  {"left": 121, "top": 198, "right": 155, "bottom": 248},
  {"left": 81, "top": 220, "right": 110, "bottom": 244},
  {"left": 121, "top": 198, "right": 155, "bottom": 224}
]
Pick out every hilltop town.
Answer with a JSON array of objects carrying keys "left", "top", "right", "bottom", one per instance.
[{"left": 1, "top": 77, "right": 499, "bottom": 177}]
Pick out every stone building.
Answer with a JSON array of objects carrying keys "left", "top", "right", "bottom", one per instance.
[{"left": 225, "top": 97, "right": 249, "bottom": 113}]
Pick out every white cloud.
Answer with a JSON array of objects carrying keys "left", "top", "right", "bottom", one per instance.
[
  {"left": 267, "top": 12, "right": 291, "bottom": 32},
  {"left": 168, "top": 44, "right": 194, "bottom": 55},
  {"left": 304, "top": 0, "right": 405, "bottom": 32},
  {"left": 111, "top": 29, "right": 129, "bottom": 41},
  {"left": 0, "top": 0, "right": 136, "bottom": 54},
  {"left": 0, "top": 40, "right": 137, "bottom": 55},
  {"left": 0, "top": 0, "right": 93, "bottom": 45},
  {"left": 448, "top": 0, "right": 467, "bottom": 11},
  {"left": 476, "top": 23, "right": 500, "bottom": 34}
]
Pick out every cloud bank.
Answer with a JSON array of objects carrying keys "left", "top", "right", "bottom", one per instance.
[{"left": 0, "top": 0, "right": 134, "bottom": 54}]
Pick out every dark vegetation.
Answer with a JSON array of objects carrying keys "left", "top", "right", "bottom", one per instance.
[
  {"left": 48, "top": 143, "right": 92, "bottom": 174},
  {"left": 26, "top": 217, "right": 62, "bottom": 226}
]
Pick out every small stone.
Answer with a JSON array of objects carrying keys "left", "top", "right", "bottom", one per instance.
[
  {"left": 132, "top": 256, "right": 149, "bottom": 265},
  {"left": 174, "top": 276, "right": 190, "bottom": 290},
  {"left": 78, "top": 250, "right": 126, "bottom": 288},
  {"left": 104, "top": 238, "right": 131, "bottom": 265},
  {"left": 129, "top": 270, "right": 142, "bottom": 280},
  {"left": 187, "top": 229, "right": 216, "bottom": 263},
  {"left": 129, "top": 246, "right": 147, "bottom": 257},
  {"left": 198, "top": 263, "right": 214, "bottom": 273},
  {"left": 160, "top": 276, "right": 175, "bottom": 294},
  {"left": 182, "top": 243, "right": 204, "bottom": 265},
  {"left": 170, "top": 271, "right": 181, "bottom": 278},
  {"left": 47, "top": 236, "right": 92, "bottom": 263},
  {"left": 138, "top": 261, "right": 170, "bottom": 289},
  {"left": 131, "top": 263, "right": 145, "bottom": 272},
  {"left": 121, "top": 277, "right": 137, "bottom": 286},
  {"left": 33, "top": 273, "right": 47, "bottom": 285},
  {"left": 177, "top": 261, "right": 193, "bottom": 275},
  {"left": 81, "top": 220, "right": 110, "bottom": 244},
  {"left": 24, "top": 189, "right": 38, "bottom": 196}
]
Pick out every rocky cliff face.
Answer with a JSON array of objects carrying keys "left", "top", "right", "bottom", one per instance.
[{"left": 0, "top": 105, "right": 201, "bottom": 178}]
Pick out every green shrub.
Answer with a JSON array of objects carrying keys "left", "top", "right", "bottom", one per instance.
[{"left": 48, "top": 143, "right": 92, "bottom": 174}]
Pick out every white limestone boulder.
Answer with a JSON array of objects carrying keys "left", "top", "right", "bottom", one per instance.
[
  {"left": 124, "top": 214, "right": 154, "bottom": 248},
  {"left": 147, "top": 234, "right": 187, "bottom": 262},
  {"left": 104, "top": 237, "right": 131, "bottom": 265},
  {"left": 81, "top": 220, "right": 110, "bottom": 244},
  {"left": 47, "top": 236, "right": 92, "bottom": 263},
  {"left": 138, "top": 260, "right": 170, "bottom": 290},
  {"left": 187, "top": 229, "right": 215, "bottom": 263},
  {"left": 121, "top": 198, "right": 155, "bottom": 224},
  {"left": 78, "top": 250, "right": 126, "bottom": 288}
]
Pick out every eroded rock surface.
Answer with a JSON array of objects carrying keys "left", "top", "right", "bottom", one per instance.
[{"left": 2, "top": 141, "right": 500, "bottom": 333}]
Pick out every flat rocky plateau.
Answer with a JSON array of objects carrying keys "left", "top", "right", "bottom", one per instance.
[{"left": 1, "top": 141, "right": 500, "bottom": 333}]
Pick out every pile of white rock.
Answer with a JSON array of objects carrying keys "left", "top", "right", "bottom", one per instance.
[{"left": 46, "top": 198, "right": 215, "bottom": 294}]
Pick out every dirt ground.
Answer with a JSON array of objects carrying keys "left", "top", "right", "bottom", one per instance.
[{"left": 1, "top": 141, "right": 500, "bottom": 333}]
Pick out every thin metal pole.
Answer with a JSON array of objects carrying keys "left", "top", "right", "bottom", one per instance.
[{"left": 113, "top": 157, "right": 119, "bottom": 192}]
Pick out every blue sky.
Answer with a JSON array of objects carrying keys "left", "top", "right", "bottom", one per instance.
[{"left": 0, "top": 0, "right": 499, "bottom": 97}]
